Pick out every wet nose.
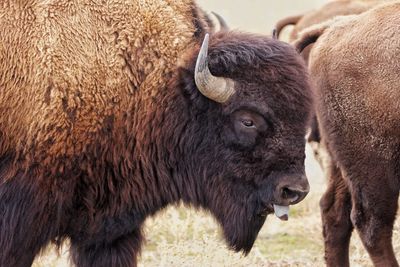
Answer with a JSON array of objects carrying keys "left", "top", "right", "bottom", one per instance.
[{"left": 274, "top": 175, "right": 310, "bottom": 205}]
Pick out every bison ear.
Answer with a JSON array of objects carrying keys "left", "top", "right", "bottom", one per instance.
[{"left": 194, "top": 34, "right": 236, "bottom": 103}]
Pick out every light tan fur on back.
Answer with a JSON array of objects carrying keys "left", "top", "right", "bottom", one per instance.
[{"left": 0, "top": 0, "right": 198, "bottom": 167}]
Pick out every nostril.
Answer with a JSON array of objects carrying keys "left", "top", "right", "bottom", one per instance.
[{"left": 275, "top": 176, "right": 310, "bottom": 205}]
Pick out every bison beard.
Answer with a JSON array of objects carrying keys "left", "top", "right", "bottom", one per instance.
[
  {"left": 214, "top": 188, "right": 270, "bottom": 253},
  {"left": 0, "top": 2, "right": 313, "bottom": 266}
]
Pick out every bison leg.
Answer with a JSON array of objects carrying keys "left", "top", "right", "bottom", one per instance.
[
  {"left": 0, "top": 175, "right": 57, "bottom": 267},
  {"left": 320, "top": 163, "right": 353, "bottom": 267},
  {"left": 348, "top": 164, "right": 399, "bottom": 267},
  {"left": 70, "top": 223, "right": 142, "bottom": 267}
]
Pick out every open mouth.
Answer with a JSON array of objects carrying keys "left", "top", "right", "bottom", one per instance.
[{"left": 258, "top": 204, "right": 290, "bottom": 221}]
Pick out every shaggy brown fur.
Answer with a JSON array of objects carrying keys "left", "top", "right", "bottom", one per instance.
[
  {"left": 296, "top": 3, "right": 400, "bottom": 266},
  {"left": 0, "top": 1, "right": 313, "bottom": 267},
  {"left": 276, "top": 0, "right": 386, "bottom": 173}
]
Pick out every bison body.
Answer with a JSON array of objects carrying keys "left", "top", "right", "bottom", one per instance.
[
  {"left": 0, "top": 1, "right": 313, "bottom": 266},
  {"left": 297, "top": 2, "right": 400, "bottom": 266},
  {"left": 276, "top": 0, "right": 386, "bottom": 172}
]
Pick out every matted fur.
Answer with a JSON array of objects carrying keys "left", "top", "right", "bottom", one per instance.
[{"left": 0, "top": 1, "right": 313, "bottom": 267}]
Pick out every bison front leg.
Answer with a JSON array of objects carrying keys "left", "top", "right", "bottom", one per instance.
[
  {"left": 0, "top": 174, "right": 57, "bottom": 267},
  {"left": 320, "top": 163, "right": 353, "bottom": 267},
  {"left": 348, "top": 165, "right": 399, "bottom": 267},
  {"left": 70, "top": 219, "right": 143, "bottom": 267}
]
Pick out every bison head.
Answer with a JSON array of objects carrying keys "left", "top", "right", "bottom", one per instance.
[{"left": 174, "top": 31, "right": 312, "bottom": 254}]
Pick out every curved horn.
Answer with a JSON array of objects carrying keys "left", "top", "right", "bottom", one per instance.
[
  {"left": 195, "top": 34, "right": 235, "bottom": 103},
  {"left": 272, "top": 28, "right": 278, "bottom": 39},
  {"left": 211, "top": 11, "right": 229, "bottom": 31}
]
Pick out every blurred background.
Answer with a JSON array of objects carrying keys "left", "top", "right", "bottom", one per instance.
[
  {"left": 33, "top": 1, "right": 399, "bottom": 266},
  {"left": 198, "top": 0, "right": 326, "bottom": 34}
]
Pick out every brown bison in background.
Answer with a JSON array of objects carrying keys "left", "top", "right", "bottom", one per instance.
[
  {"left": 275, "top": 0, "right": 384, "bottom": 171},
  {"left": 296, "top": 2, "right": 400, "bottom": 266},
  {"left": 0, "top": 1, "right": 313, "bottom": 266}
]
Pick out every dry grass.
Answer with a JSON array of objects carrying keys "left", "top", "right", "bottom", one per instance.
[{"left": 32, "top": 145, "right": 400, "bottom": 266}]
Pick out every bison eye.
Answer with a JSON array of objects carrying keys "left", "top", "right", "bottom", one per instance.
[
  {"left": 228, "top": 109, "right": 269, "bottom": 148},
  {"left": 232, "top": 109, "right": 268, "bottom": 134},
  {"left": 242, "top": 119, "right": 255, "bottom": 128}
]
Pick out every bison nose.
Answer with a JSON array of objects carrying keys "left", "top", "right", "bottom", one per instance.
[{"left": 275, "top": 175, "right": 310, "bottom": 205}]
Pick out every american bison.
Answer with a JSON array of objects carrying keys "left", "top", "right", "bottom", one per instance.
[
  {"left": 0, "top": 1, "right": 313, "bottom": 266},
  {"left": 295, "top": 2, "right": 400, "bottom": 266}
]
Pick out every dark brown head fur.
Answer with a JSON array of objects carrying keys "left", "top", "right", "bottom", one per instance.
[{"left": 175, "top": 31, "right": 312, "bottom": 252}]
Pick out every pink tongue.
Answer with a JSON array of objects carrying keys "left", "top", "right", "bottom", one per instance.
[{"left": 273, "top": 204, "right": 289, "bottom": 221}]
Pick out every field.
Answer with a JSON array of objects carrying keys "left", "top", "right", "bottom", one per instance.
[
  {"left": 31, "top": 1, "right": 400, "bottom": 266},
  {"left": 33, "top": 144, "right": 400, "bottom": 266}
]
